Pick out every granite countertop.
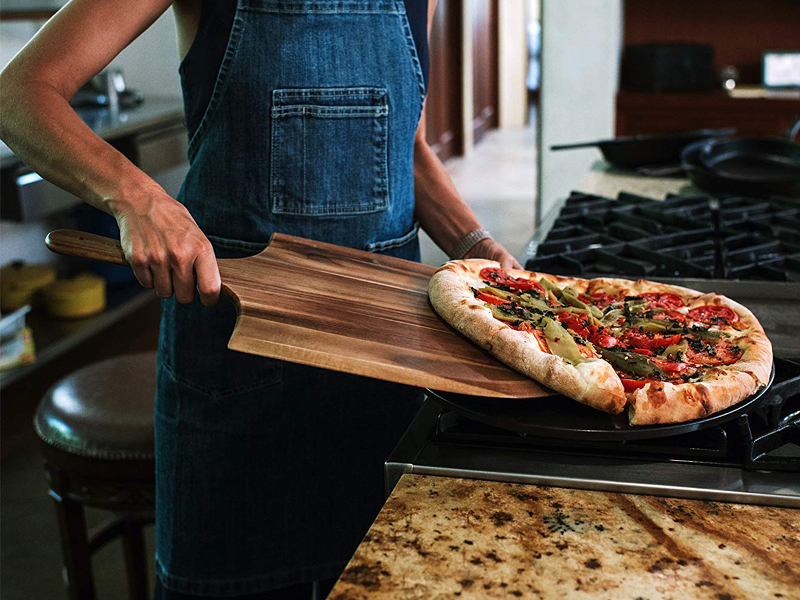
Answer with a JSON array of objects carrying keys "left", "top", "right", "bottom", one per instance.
[
  {"left": 0, "top": 96, "right": 185, "bottom": 169},
  {"left": 578, "top": 159, "right": 704, "bottom": 200},
  {"left": 329, "top": 474, "right": 799, "bottom": 600}
]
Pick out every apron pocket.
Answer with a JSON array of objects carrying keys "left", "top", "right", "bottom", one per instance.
[{"left": 270, "top": 87, "right": 389, "bottom": 217}]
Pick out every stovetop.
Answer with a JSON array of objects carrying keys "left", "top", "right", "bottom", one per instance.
[
  {"left": 524, "top": 191, "right": 800, "bottom": 280},
  {"left": 385, "top": 192, "right": 800, "bottom": 507},
  {"left": 386, "top": 356, "right": 800, "bottom": 508}
]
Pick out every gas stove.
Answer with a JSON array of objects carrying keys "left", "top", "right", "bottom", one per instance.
[{"left": 385, "top": 191, "right": 800, "bottom": 508}]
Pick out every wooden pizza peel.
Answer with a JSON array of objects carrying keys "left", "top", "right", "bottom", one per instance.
[{"left": 46, "top": 230, "right": 552, "bottom": 398}]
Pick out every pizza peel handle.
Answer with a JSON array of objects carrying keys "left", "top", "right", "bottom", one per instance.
[
  {"left": 45, "top": 229, "right": 552, "bottom": 399},
  {"left": 45, "top": 229, "right": 130, "bottom": 266}
]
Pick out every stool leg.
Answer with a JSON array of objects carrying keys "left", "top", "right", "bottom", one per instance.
[
  {"left": 121, "top": 517, "right": 149, "bottom": 600},
  {"left": 51, "top": 493, "right": 96, "bottom": 600}
]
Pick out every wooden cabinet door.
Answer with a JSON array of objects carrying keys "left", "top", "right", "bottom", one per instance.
[
  {"left": 472, "top": 0, "right": 499, "bottom": 144},
  {"left": 425, "top": 0, "right": 463, "bottom": 161}
]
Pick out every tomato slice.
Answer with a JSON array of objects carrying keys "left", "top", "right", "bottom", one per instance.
[
  {"left": 640, "top": 292, "right": 685, "bottom": 309},
  {"left": 685, "top": 339, "right": 742, "bottom": 366},
  {"left": 652, "top": 309, "right": 687, "bottom": 323},
  {"left": 622, "top": 332, "right": 682, "bottom": 350},
  {"left": 479, "top": 267, "right": 545, "bottom": 294},
  {"left": 476, "top": 292, "right": 506, "bottom": 306},
  {"left": 687, "top": 305, "right": 739, "bottom": 325},
  {"left": 621, "top": 378, "right": 657, "bottom": 392}
]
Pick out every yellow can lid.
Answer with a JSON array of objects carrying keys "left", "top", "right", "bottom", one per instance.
[
  {"left": 46, "top": 273, "right": 105, "bottom": 298},
  {"left": 1, "top": 262, "right": 57, "bottom": 291}
]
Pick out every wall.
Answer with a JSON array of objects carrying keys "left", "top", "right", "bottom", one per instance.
[
  {"left": 498, "top": 0, "right": 528, "bottom": 129},
  {"left": 109, "top": 8, "right": 182, "bottom": 98},
  {"left": 537, "top": 0, "right": 622, "bottom": 224},
  {"left": 0, "top": 8, "right": 181, "bottom": 97}
]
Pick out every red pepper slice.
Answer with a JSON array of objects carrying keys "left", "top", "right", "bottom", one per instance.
[
  {"left": 687, "top": 305, "right": 739, "bottom": 325},
  {"left": 621, "top": 332, "right": 682, "bottom": 350},
  {"left": 630, "top": 348, "right": 654, "bottom": 355},
  {"left": 640, "top": 292, "right": 685, "bottom": 309},
  {"left": 653, "top": 359, "right": 688, "bottom": 375},
  {"left": 590, "top": 332, "right": 618, "bottom": 349},
  {"left": 621, "top": 378, "right": 657, "bottom": 392},
  {"left": 555, "top": 312, "right": 590, "bottom": 338},
  {"left": 586, "top": 292, "right": 618, "bottom": 308},
  {"left": 476, "top": 292, "right": 506, "bottom": 306},
  {"left": 479, "top": 267, "right": 545, "bottom": 294},
  {"left": 652, "top": 309, "right": 687, "bottom": 323}
]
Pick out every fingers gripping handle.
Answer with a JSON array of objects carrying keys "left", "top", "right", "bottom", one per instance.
[{"left": 45, "top": 230, "right": 129, "bottom": 267}]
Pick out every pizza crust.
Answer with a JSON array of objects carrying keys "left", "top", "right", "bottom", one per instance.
[{"left": 628, "top": 369, "right": 757, "bottom": 425}]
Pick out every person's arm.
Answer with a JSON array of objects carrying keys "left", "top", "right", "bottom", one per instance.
[
  {"left": 413, "top": 0, "right": 521, "bottom": 269},
  {"left": 0, "top": 0, "right": 220, "bottom": 305}
]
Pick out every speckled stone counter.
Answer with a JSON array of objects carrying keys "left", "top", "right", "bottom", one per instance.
[
  {"left": 329, "top": 475, "right": 800, "bottom": 600},
  {"left": 578, "top": 159, "right": 702, "bottom": 200}
]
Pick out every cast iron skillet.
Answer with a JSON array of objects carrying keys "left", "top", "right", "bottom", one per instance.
[
  {"left": 682, "top": 139, "right": 800, "bottom": 198},
  {"left": 426, "top": 364, "right": 774, "bottom": 441},
  {"left": 550, "top": 128, "right": 735, "bottom": 169},
  {"left": 698, "top": 137, "right": 800, "bottom": 184}
]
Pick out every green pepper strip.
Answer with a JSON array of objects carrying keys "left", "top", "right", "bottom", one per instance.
[{"left": 599, "top": 348, "right": 666, "bottom": 379}]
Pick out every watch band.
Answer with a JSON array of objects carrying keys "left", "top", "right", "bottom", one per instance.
[{"left": 449, "top": 228, "right": 493, "bottom": 259}]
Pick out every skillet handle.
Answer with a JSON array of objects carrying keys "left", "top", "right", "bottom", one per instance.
[
  {"left": 784, "top": 115, "right": 800, "bottom": 142},
  {"left": 550, "top": 141, "right": 603, "bottom": 151},
  {"left": 45, "top": 229, "right": 129, "bottom": 267}
]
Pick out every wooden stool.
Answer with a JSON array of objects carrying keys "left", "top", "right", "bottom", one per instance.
[{"left": 34, "top": 352, "right": 157, "bottom": 600}]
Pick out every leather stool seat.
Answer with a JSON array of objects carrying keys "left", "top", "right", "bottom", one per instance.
[
  {"left": 34, "top": 351, "right": 158, "bottom": 600},
  {"left": 35, "top": 352, "right": 156, "bottom": 460}
]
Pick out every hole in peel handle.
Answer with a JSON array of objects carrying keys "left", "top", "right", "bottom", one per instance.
[{"left": 45, "top": 229, "right": 129, "bottom": 267}]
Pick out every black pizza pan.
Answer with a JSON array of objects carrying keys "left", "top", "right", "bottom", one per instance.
[{"left": 426, "top": 364, "right": 775, "bottom": 441}]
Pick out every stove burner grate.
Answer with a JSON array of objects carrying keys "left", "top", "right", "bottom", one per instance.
[{"left": 527, "top": 192, "right": 800, "bottom": 281}]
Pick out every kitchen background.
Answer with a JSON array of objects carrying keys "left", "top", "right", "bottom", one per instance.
[{"left": 1, "top": 0, "right": 799, "bottom": 598}]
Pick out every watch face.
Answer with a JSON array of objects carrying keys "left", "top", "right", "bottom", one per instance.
[{"left": 763, "top": 52, "right": 800, "bottom": 89}]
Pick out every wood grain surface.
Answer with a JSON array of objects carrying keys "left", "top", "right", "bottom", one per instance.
[
  {"left": 46, "top": 229, "right": 550, "bottom": 398},
  {"left": 219, "top": 234, "right": 550, "bottom": 398}
]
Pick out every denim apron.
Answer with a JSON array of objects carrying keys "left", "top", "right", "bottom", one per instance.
[{"left": 155, "top": 0, "right": 426, "bottom": 594}]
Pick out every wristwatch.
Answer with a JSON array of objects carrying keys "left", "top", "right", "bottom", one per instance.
[{"left": 449, "top": 228, "right": 493, "bottom": 259}]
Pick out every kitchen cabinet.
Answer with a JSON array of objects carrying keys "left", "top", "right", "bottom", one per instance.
[
  {"left": 472, "top": 0, "right": 499, "bottom": 145},
  {"left": 616, "top": 91, "right": 800, "bottom": 138},
  {"left": 425, "top": 0, "right": 463, "bottom": 161},
  {"left": 617, "top": 0, "right": 800, "bottom": 137}
]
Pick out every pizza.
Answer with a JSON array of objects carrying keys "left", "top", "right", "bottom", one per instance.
[{"left": 428, "top": 260, "right": 773, "bottom": 425}]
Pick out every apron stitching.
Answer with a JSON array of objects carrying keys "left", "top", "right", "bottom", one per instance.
[
  {"left": 187, "top": 6, "right": 248, "bottom": 161},
  {"left": 396, "top": 2, "right": 426, "bottom": 113}
]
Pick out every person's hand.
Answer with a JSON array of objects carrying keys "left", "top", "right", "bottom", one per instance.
[
  {"left": 463, "top": 238, "right": 522, "bottom": 269},
  {"left": 112, "top": 186, "right": 221, "bottom": 306}
]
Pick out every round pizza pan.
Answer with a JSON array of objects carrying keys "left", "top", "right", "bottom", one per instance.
[{"left": 426, "top": 364, "right": 775, "bottom": 441}]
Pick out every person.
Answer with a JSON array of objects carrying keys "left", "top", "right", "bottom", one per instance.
[{"left": 0, "top": 0, "right": 521, "bottom": 597}]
